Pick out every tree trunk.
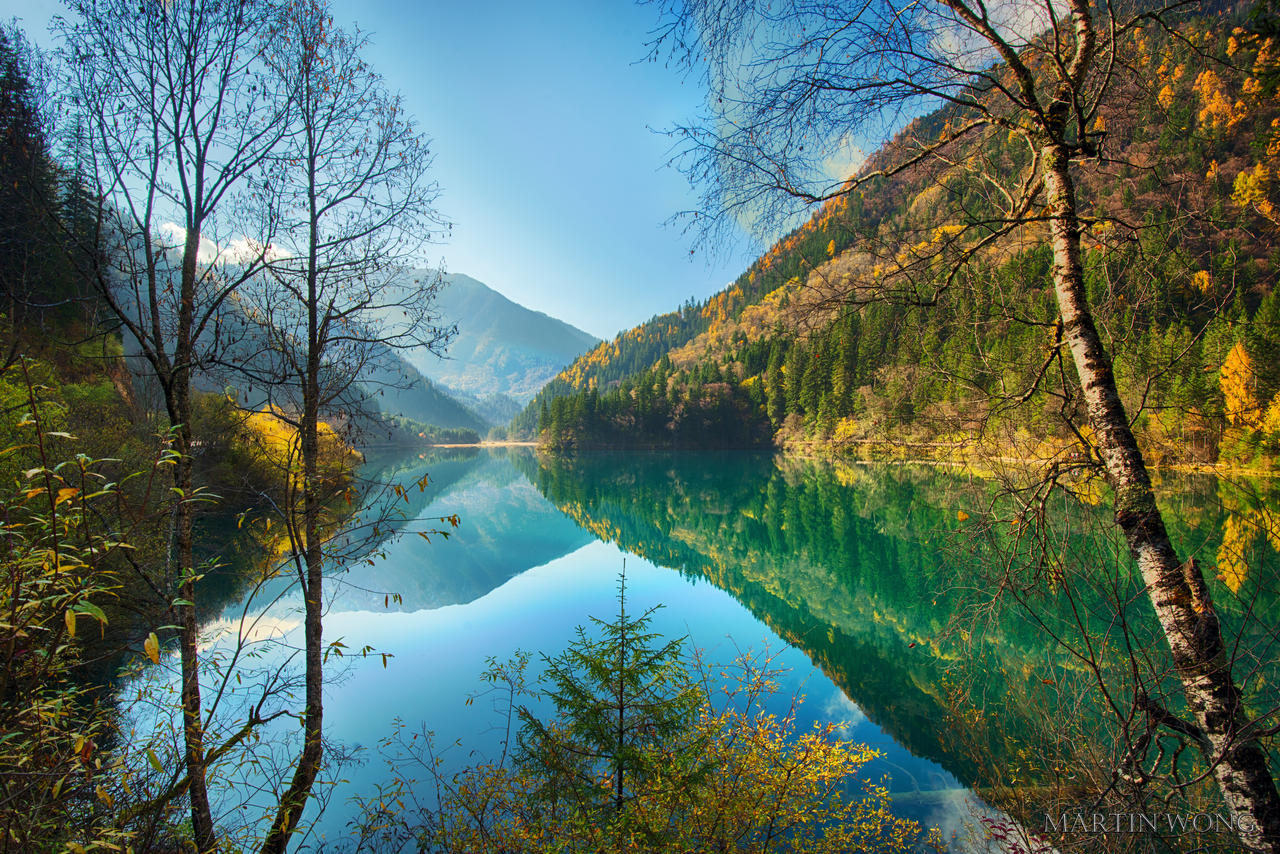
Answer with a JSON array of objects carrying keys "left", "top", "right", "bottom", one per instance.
[
  {"left": 259, "top": 189, "right": 326, "bottom": 850},
  {"left": 1043, "top": 144, "right": 1280, "bottom": 852},
  {"left": 174, "top": 228, "right": 217, "bottom": 854},
  {"left": 258, "top": 390, "right": 324, "bottom": 853}
]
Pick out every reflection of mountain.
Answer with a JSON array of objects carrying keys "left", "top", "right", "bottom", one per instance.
[
  {"left": 517, "top": 453, "right": 1264, "bottom": 791},
  {"left": 330, "top": 449, "right": 594, "bottom": 612},
  {"left": 517, "top": 453, "right": 993, "bottom": 784}
]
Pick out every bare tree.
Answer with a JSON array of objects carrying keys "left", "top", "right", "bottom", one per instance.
[
  {"left": 59, "top": 1, "right": 291, "bottom": 848},
  {"left": 226, "top": 3, "right": 453, "bottom": 848},
  {"left": 647, "top": 0, "right": 1280, "bottom": 849}
]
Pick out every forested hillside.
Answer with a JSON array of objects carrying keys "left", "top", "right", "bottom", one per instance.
[
  {"left": 0, "top": 10, "right": 470, "bottom": 849},
  {"left": 515, "top": 11, "right": 1280, "bottom": 469}
]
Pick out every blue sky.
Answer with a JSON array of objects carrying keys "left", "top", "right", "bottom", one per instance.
[{"left": 4, "top": 0, "right": 757, "bottom": 339}]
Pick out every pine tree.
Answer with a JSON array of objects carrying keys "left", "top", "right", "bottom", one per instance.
[
  {"left": 515, "top": 572, "right": 705, "bottom": 841},
  {"left": 784, "top": 344, "right": 807, "bottom": 414},
  {"left": 801, "top": 346, "right": 829, "bottom": 416},
  {"left": 1250, "top": 289, "right": 1280, "bottom": 402},
  {"left": 0, "top": 26, "right": 62, "bottom": 347},
  {"left": 765, "top": 340, "right": 785, "bottom": 425}
]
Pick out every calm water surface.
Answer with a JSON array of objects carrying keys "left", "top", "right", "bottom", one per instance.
[{"left": 131, "top": 447, "right": 1280, "bottom": 850}]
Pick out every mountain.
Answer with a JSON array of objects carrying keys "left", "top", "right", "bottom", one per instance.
[
  {"left": 405, "top": 273, "right": 599, "bottom": 407},
  {"left": 170, "top": 288, "right": 487, "bottom": 437},
  {"left": 361, "top": 347, "right": 488, "bottom": 434},
  {"left": 513, "top": 14, "right": 1280, "bottom": 469}
]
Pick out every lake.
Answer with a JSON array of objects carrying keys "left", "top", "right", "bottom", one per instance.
[{"left": 127, "top": 446, "right": 1280, "bottom": 850}]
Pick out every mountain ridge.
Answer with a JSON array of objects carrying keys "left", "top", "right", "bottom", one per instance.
[
  {"left": 407, "top": 272, "right": 599, "bottom": 408},
  {"left": 511, "top": 13, "right": 1280, "bottom": 470}
]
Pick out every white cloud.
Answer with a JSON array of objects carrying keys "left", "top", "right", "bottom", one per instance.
[
  {"left": 930, "top": 0, "right": 1071, "bottom": 66},
  {"left": 222, "top": 235, "right": 290, "bottom": 263},
  {"left": 158, "top": 222, "right": 287, "bottom": 265},
  {"left": 822, "top": 134, "right": 868, "bottom": 184}
]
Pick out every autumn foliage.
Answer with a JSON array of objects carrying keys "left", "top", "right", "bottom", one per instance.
[
  {"left": 371, "top": 581, "right": 940, "bottom": 854},
  {"left": 517, "top": 11, "right": 1280, "bottom": 472}
]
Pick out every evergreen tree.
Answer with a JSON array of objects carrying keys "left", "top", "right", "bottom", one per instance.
[
  {"left": 783, "top": 344, "right": 807, "bottom": 414},
  {"left": 801, "top": 346, "right": 829, "bottom": 416},
  {"left": 1250, "top": 289, "right": 1280, "bottom": 403},
  {"left": 516, "top": 573, "right": 705, "bottom": 843},
  {"left": 765, "top": 340, "right": 785, "bottom": 425},
  {"left": 0, "top": 26, "right": 61, "bottom": 350}
]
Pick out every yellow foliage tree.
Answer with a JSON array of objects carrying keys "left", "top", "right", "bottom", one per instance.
[
  {"left": 1220, "top": 341, "right": 1263, "bottom": 428},
  {"left": 1264, "top": 396, "right": 1280, "bottom": 436},
  {"left": 1191, "top": 269, "right": 1213, "bottom": 295},
  {"left": 1233, "top": 163, "right": 1279, "bottom": 225},
  {"left": 403, "top": 589, "right": 939, "bottom": 854}
]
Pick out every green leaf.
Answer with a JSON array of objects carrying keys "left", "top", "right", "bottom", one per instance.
[{"left": 72, "top": 601, "right": 107, "bottom": 623}]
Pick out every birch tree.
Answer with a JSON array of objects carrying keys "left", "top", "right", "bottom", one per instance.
[
  {"left": 60, "top": 2, "right": 290, "bottom": 849},
  {"left": 230, "top": 3, "right": 451, "bottom": 848},
  {"left": 647, "top": 0, "right": 1280, "bottom": 850}
]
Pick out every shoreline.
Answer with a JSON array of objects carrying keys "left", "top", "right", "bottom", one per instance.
[
  {"left": 461, "top": 436, "right": 1279, "bottom": 479},
  {"left": 424, "top": 440, "right": 540, "bottom": 448}
]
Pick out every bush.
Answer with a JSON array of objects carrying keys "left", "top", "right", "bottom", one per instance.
[
  {"left": 353, "top": 575, "right": 942, "bottom": 854},
  {"left": 0, "top": 365, "right": 156, "bottom": 851}
]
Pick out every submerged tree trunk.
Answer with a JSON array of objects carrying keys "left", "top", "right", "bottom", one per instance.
[{"left": 1043, "top": 145, "right": 1280, "bottom": 852}]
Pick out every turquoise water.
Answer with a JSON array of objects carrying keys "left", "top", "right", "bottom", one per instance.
[{"left": 126, "top": 446, "right": 1280, "bottom": 849}]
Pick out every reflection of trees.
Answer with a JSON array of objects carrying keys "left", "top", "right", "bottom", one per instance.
[
  {"left": 524, "top": 452, "right": 1280, "bottom": 817},
  {"left": 189, "top": 447, "right": 481, "bottom": 623},
  {"left": 208, "top": 448, "right": 596, "bottom": 615},
  {"left": 523, "top": 452, "right": 1033, "bottom": 787},
  {"left": 1214, "top": 479, "right": 1280, "bottom": 597}
]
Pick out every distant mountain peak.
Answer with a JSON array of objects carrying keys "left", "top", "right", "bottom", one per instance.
[{"left": 406, "top": 272, "right": 599, "bottom": 407}]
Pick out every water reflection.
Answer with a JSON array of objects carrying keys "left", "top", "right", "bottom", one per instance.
[{"left": 130, "top": 447, "right": 1280, "bottom": 849}]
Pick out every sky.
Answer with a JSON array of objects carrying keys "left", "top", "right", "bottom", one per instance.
[{"left": 2, "top": 0, "right": 757, "bottom": 340}]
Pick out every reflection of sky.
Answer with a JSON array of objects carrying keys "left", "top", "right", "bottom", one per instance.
[
  {"left": 122, "top": 451, "right": 1006, "bottom": 851},
  {"left": 307, "top": 539, "right": 983, "bottom": 847}
]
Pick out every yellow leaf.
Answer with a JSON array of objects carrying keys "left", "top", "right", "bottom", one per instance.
[
  {"left": 144, "top": 632, "right": 160, "bottom": 665},
  {"left": 65, "top": 610, "right": 76, "bottom": 638},
  {"left": 956, "top": 510, "right": 969, "bottom": 522},
  {"left": 56, "top": 487, "right": 79, "bottom": 506}
]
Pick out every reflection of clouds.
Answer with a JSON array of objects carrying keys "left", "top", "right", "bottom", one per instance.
[
  {"left": 200, "top": 613, "right": 301, "bottom": 650},
  {"left": 824, "top": 688, "right": 868, "bottom": 733},
  {"left": 917, "top": 789, "right": 1059, "bottom": 854}
]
